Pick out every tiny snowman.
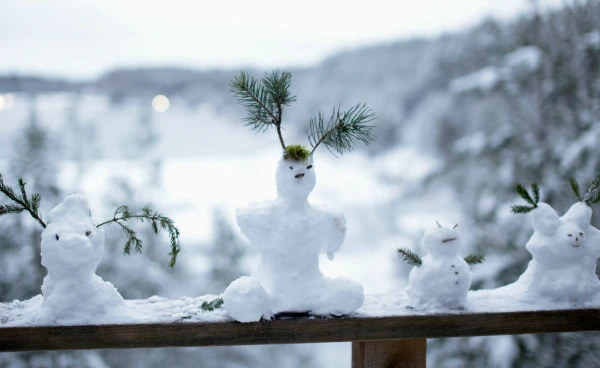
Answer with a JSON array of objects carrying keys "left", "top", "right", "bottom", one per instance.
[
  {"left": 398, "top": 223, "right": 484, "bottom": 309},
  {"left": 223, "top": 70, "right": 376, "bottom": 322},
  {"left": 0, "top": 175, "right": 181, "bottom": 323},
  {"left": 504, "top": 180, "right": 600, "bottom": 303}
]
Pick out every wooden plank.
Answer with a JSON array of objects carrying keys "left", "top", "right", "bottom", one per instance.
[
  {"left": 352, "top": 339, "right": 426, "bottom": 368},
  {"left": 1, "top": 309, "right": 599, "bottom": 352}
]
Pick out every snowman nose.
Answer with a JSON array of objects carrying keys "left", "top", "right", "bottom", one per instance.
[
  {"left": 295, "top": 173, "right": 305, "bottom": 179},
  {"left": 442, "top": 238, "right": 456, "bottom": 243}
]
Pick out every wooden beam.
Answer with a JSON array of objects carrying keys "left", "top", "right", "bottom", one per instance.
[
  {"left": 1, "top": 308, "right": 599, "bottom": 352},
  {"left": 352, "top": 339, "right": 426, "bottom": 368}
]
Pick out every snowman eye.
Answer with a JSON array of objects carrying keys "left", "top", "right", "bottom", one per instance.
[
  {"left": 568, "top": 234, "right": 572, "bottom": 237},
  {"left": 86, "top": 230, "right": 91, "bottom": 236},
  {"left": 289, "top": 166, "right": 293, "bottom": 170},
  {"left": 55, "top": 234, "right": 59, "bottom": 241},
  {"left": 307, "top": 165, "right": 312, "bottom": 169},
  {"left": 580, "top": 232, "right": 584, "bottom": 236}
]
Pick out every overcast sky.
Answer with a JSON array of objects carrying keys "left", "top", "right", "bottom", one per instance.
[{"left": 0, "top": 0, "right": 561, "bottom": 79}]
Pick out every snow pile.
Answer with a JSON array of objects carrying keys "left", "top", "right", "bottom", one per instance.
[
  {"left": 406, "top": 226, "right": 472, "bottom": 309},
  {"left": 475, "top": 202, "right": 600, "bottom": 303},
  {"left": 37, "top": 194, "right": 138, "bottom": 325},
  {"left": 223, "top": 157, "right": 364, "bottom": 322}
]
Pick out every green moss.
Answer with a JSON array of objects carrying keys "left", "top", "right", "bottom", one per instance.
[{"left": 283, "top": 144, "right": 311, "bottom": 161}]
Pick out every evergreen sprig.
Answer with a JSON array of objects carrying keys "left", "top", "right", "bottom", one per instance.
[
  {"left": 307, "top": 103, "right": 376, "bottom": 156},
  {"left": 464, "top": 254, "right": 485, "bottom": 265},
  {"left": 511, "top": 182, "right": 540, "bottom": 214},
  {"left": 569, "top": 177, "right": 582, "bottom": 201},
  {"left": 397, "top": 248, "right": 422, "bottom": 267},
  {"left": 229, "top": 70, "right": 296, "bottom": 150},
  {"left": 0, "top": 174, "right": 46, "bottom": 228},
  {"left": 201, "top": 297, "right": 224, "bottom": 311},
  {"left": 96, "top": 205, "right": 181, "bottom": 267},
  {"left": 583, "top": 175, "right": 600, "bottom": 206}
]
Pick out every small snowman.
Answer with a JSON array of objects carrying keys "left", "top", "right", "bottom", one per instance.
[
  {"left": 40, "top": 194, "right": 130, "bottom": 324},
  {"left": 398, "top": 223, "right": 484, "bottom": 309},
  {"left": 223, "top": 70, "right": 376, "bottom": 322},
  {"left": 503, "top": 180, "right": 600, "bottom": 303},
  {"left": 0, "top": 174, "right": 181, "bottom": 323}
]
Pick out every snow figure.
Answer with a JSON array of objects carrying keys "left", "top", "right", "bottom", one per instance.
[
  {"left": 496, "top": 181, "right": 600, "bottom": 303},
  {"left": 223, "top": 70, "right": 375, "bottom": 322},
  {"left": 398, "top": 223, "right": 483, "bottom": 309},
  {"left": 40, "top": 194, "right": 129, "bottom": 324}
]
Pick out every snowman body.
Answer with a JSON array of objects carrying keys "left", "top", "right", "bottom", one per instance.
[
  {"left": 40, "top": 194, "right": 128, "bottom": 324},
  {"left": 509, "top": 202, "right": 600, "bottom": 302},
  {"left": 406, "top": 227, "right": 472, "bottom": 309},
  {"left": 224, "top": 157, "right": 364, "bottom": 322}
]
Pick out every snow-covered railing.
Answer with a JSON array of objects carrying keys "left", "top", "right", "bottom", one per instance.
[{"left": 1, "top": 307, "right": 599, "bottom": 368}]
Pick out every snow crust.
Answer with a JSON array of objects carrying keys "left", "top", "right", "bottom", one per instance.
[
  {"left": 406, "top": 226, "right": 471, "bottom": 309},
  {"left": 37, "top": 194, "right": 138, "bottom": 324},
  {"left": 223, "top": 157, "right": 364, "bottom": 322}
]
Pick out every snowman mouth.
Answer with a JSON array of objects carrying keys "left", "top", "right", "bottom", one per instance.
[
  {"left": 571, "top": 243, "right": 581, "bottom": 248},
  {"left": 295, "top": 173, "right": 305, "bottom": 179},
  {"left": 442, "top": 238, "right": 457, "bottom": 243}
]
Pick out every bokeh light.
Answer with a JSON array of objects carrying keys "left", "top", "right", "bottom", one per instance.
[
  {"left": 0, "top": 95, "right": 5, "bottom": 112},
  {"left": 152, "top": 95, "right": 170, "bottom": 112}
]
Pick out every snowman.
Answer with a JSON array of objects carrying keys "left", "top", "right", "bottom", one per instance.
[
  {"left": 503, "top": 200, "right": 600, "bottom": 303},
  {"left": 399, "top": 223, "right": 483, "bottom": 309},
  {"left": 39, "top": 194, "right": 132, "bottom": 324},
  {"left": 224, "top": 70, "right": 375, "bottom": 322}
]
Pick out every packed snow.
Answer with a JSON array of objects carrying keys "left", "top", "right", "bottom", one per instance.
[
  {"left": 406, "top": 225, "right": 472, "bottom": 309},
  {"left": 223, "top": 156, "right": 364, "bottom": 322}
]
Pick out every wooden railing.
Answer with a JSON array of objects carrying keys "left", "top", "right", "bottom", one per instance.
[{"left": 1, "top": 308, "right": 599, "bottom": 367}]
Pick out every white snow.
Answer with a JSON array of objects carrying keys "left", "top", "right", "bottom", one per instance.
[
  {"left": 406, "top": 225, "right": 472, "bottom": 309},
  {"left": 223, "top": 156, "right": 364, "bottom": 322},
  {"left": 36, "top": 194, "right": 139, "bottom": 325},
  {"left": 449, "top": 67, "right": 500, "bottom": 94}
]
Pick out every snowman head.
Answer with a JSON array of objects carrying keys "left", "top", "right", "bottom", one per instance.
[
  {"left": 531, "top": 202, "right": 587, "bottom": 259},
  {"left": 423, "top": 223, "right": 462, "bottom": 257},
  {"left": 41, "top": 194, "right": 105, "bottom": 273},
  {"left": 276, "top": 156, "right": 316, "bottom": 200}
]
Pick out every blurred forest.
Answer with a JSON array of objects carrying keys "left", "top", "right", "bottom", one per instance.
[{"left": 1, "top": 1, "right": 600, "bottom": 367}]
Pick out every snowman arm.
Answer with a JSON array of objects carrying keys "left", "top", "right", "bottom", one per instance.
[
  {"left": 397, "top": 248, "right": 422, "bottom": 267},
  {"left": 464, "top": 254, "right": 485, "bottom": 265},
  {"left": 324, "top": 212, "right": 347, "bottom": 254}
]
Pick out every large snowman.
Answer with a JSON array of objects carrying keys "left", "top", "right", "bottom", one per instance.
[
  {"left": 223, "top": 156, "right": 364, "bottom": 322},
  {"left": 499, "top": 201, "right": 600, "bottom": 303},
  {"left": 39, "top": 194, "right": 131, "bottom": 324},
  {"left": 404, "top": 225, "right": 478, "bottom": 309}
]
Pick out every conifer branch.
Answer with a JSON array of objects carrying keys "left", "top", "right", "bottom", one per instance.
[
  {"left": 229, "top": 71, "right": 296, "bottom": 150},
  {"left": 397, "top": 248, "right": 422, "bottom": 267},
  {"left": 201, "top": 297, "right": 224, "bottom": 311},
  {"left": 97, "top": 205, "right": 181, "bottom": 267},
  {"left": 307, "top": 103, "right": 376, "bottom": 156},
  {"left": 583, "top": 175, "right": 600, "bottom": 206},
  {"left": 0, "top": 174, "right": 46, "bottom": 228},
  {"left": 511, "top": 182, "right": 540, "bottom": 214},
  {"left": 569, "top": 177, "right": 582, "bottom": 202},
  {"left": 464, "top": 254, "right": 485, "bottom": 265}
]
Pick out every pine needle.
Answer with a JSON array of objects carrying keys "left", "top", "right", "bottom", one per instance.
[
  {"left": 583, "top": 175, "right": 600, "bottom": 206},
  {"left": 0, "top": 173, "right": 46, "bottom": 228},
  {"left": 307, "top": 103, "right": 376, "bottom": 156},
  {"left": 97, "top": 205, "right": 181, "bottom": 267},
  {"left": 569, "top": 177, "right": 582, "bottom": 202},
  {"left": 511, "top": 182, "right": 540, "bottom": 214},
  {"left": 397, "top": 248, "right": 422, "bottom": 267},
  {"left": 201, "top": 297, "right": 224, "bottom": 312},
  {"left": 464, "top": 254, "right": 485, "bottom": 265}
]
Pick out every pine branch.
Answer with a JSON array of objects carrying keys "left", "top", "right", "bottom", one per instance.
[
  {"left": 229, "top": 71, "right": 296, "bottom": 150},
  {"left": 464, "top": 254, "right": 485, "bottom": 265},
  {"left": 201, "top": 297, "right": 224, "bottom": 311},
  {"left": 569, "top": 177, "right": 582, "bottom": 201},
  {"left": 307, "top": 103, "right": 376, "bottom": 156},
  {"left": 0, "top": 174, "right": 46, "bottom": 228},
  {"left": 583, "top": 175, "right": 600, "bottom": 206},
  {"left": 97, "top": 205, "right": 181, "bottom": 267},
  {"left": 512, "top": 182, "right": 540, "bottom": 214},
  {"left": 397, "top": 248, "right": 422, "bottom": 267}
]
